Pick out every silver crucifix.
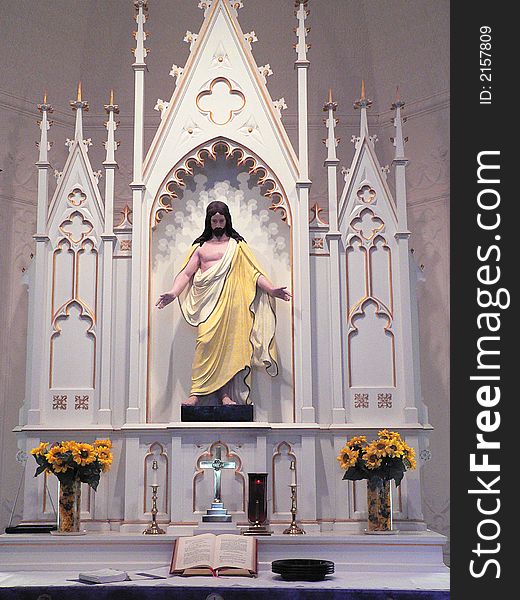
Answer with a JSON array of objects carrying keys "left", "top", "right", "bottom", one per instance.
[{"left": 200, "top": 445, "right": 236, "bottom": 523}]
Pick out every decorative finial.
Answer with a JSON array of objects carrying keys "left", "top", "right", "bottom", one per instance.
[
  {"left": 391, "top": 87, "right": 407, "bottom": 159},
  {"left": 114, "top": 204, "right": 133, "bottom": 229},
  {"left": 133, "top": 0, "right": 149, "bottom": 64},
  {"left": 134, "top": 0, "right": 148, "bottom": 13},
  {"left": 37, "top": 91, "right": 53, "bottom": 114},
  {"left": 104, "top": 89, "right": 120, "bottom": 164},
  {"left": 294, "top": 0, "right": 311, "bottom": 62},
  {"left": 391, "top": 85, "right": 406, "bottom": 110},
  {"left": 69, "top": 83, "right": 89, "bottom": 112},
  {"left": 353, "top": 80, "right": 372, "bottom": 110},
  {"left": 199, "top": 1, "right": 242, "bottom": 16},
  {"left": 323, "top": 88, "right": 337, "bottom": 112},
  {"left": 69, "top": 83, "right": 89, "bottom": 143},
  {"left": 104, "top": 89, "right": 120, "bottom": 114},
  {"left": 323, "top": 88, "right": 339, "bottom": 161},
  {"left": 36, "top": 90, "right": 53, "bottom": 162}
]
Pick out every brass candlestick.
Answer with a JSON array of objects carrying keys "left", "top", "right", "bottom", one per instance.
[
  {"left": 283, "top": 461, "right": 305, "bottom": 535},
  {"left": 143, "top": 460, "right": 165, "bottom": 535}
]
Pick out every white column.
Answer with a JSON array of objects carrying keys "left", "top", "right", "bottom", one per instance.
[
  {"left": 323, "top": 91, "right": 346, "bottom": 423},
  {"left": 27, "top": 98, "right": 53, "bottom": 425},
  {"left": 123, "top": 436, "right": 141, "bottom": 525},
  {"left": 294, "top": 1, "right": 315, "bottom": 423},
  {"left": 299, "top": 434, "right": 317, "bottom": 527},
  {"left": 98, "top": 93, "right": 119, "bottom": 425},
  {"left": 127, "top": 0, "right": 149, "bottom": 423},
  {"left": 391, "top": 98, "right": 418, "bottom": 423}
]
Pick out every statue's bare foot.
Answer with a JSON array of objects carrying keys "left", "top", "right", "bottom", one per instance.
[
  {"left": 220, "top": 395, "right": 236, "bottom": 406},
  {"left": 182, "top": 395, "right": 198, "bottom": 406}
]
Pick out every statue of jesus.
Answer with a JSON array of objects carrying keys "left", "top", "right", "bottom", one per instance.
[{"left": 155, "top": 201, "right": 291, "bottom": 406}]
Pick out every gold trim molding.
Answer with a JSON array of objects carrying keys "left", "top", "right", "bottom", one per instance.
[{"left": 151, "top": 138, "right": 292, "bottom": 228}]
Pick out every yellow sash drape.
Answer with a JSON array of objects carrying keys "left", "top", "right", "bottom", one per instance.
[{"left": 178, "top": 239, "right": 278, "bottom": 403}]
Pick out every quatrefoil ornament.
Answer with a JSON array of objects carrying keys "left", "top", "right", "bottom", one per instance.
[
  {"left": 59, "top": 211, "right": 93, "bottom": 245},
  {"left": 357, "top": 184, "right": 376, "bottom": 204},
  {"left": 196, "top": 78, "right": 246, "bottom": 125},
  {"left": 67, "top": 188, "right": 86, "bottom": 207},
  {"left": 351, "top": 208, "right": 384, "bottom": 241}
]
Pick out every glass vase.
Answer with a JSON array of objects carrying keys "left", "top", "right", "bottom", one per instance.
[
  {"left": 366, "top": 478, "right": 393, "bottom": 533},
  {"left": 57, "top": 478, "right": 82, "bottom": 533}
]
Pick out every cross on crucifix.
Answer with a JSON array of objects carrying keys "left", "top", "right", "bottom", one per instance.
[{"left": 200, "top": 445, "right": 236, "bottom": 504}]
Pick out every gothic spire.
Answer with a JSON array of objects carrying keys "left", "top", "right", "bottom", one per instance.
[
  {"left": 133, "top": 0, "right": 149, "bottom": 66},
  {"left": 391, "top": 87, "right": 408, "bottom": 161},
  {"left": 353, "top": 79, "right": 372, "bottom": 138},
  {"left": 69, "top": 81, "right": 89, "bottom": 143},
  {"left": 37, "top": 92, "right": 53, "bottom": 164},
  {"left": 323, "top": 88, "right": 339, "bottom": 163},
  {"left": 103, "top": 89, "right": 120, "bottom": 165}
]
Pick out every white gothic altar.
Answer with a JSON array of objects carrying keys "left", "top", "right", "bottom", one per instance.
[{"left": 9, "top": 0, "right": 446, "bottom": 571}]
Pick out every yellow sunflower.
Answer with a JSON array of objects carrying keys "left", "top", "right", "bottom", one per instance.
[
  {"left": 378, "top": 429, "right": 402, "bottom": 442},
  {"left": 61, "top": 440, "right": 79, "bottom": 453},
  {"left": 347, "top": 435, "right": 367, "bottom": 448},
  {"left": 52, "top": 462, "right": 71, "bottom": 473},
  {"left": 95, "top": 446, "right": 113, "bottom": 472},
  {"left": 363, "top": 445, "right": 383, "bottom": 470},
  {"left": 403, "top": 445, "right": 416, "bottom": 470},
  {"left": 386, "top": 439, "right": 405, "bottom": 458},
  {"left": 72, "top": 443, "right": 96, "bottom": 466},
  {"left": 30, "top": 442, "right": 48, "bottom": 456},
  {"left": 337, "top": 446, "right": 359, "bottom": 470},
  {"left": 45, "top": 445, "right": 72, "bottom": 473},
  {"left": 405, "top": 455, "right": 417, "bottom": 470},
  {"left": 46, "top": 445, "right": 66, "bottom": 464},
  {"left": 373, "top": 438, "right": 392, "bottom": 458},
  {"left": 94, "top": 439, "right": 112, "bottom": 449}
]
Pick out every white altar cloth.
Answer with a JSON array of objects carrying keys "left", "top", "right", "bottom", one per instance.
[{"left": 0, "top": 567, "right": 449, "bottom": 592}]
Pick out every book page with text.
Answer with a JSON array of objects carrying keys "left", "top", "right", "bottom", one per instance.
[
  {"left": 174, "top": 534, "right": 215, "bottom": 570},
  {"left": 214, "top": 534, "right": 255, "bottom": 571}
]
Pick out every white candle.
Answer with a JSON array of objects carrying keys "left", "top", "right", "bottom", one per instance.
[
  {"left": 152, "top": 460, "right": 158, "bottom": 486},
  {"left": 290, "top": 461, "right": 296, "bottom": 486}
]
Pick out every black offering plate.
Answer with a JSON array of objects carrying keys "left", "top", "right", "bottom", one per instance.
[{"left": 272, "top": 559, "right": 335, "bottom": 581}]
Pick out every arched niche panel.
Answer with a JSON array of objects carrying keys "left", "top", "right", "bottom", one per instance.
[
  {"left": 50, "top": 301, "right": 96, "bottom": 389},
  {"left": 52, "top": 239, "right": 74, "bottom": 316},
  {"left": 369, "top": 236, "right": 393, "bottom": 315},
  {"left": 192, "top": 441, "right": 245, "bottom": 514},
  {"left": 346, "top": 237, "right": 368, "bottom": 316},
  {"left": 144, "top": 442, "right": 169, "bottom": 516},
  {"left": 76, "top": 239, "right": 99, "bottom": 317},
  {"left": 272, "top": 441, "right": 297, "bottom": 516},
  {"left": 348, "top": 300, "right": 395, "bottom": 388},
  {"left": 148, "top": 141, "right": 293, "bottom": 423}
]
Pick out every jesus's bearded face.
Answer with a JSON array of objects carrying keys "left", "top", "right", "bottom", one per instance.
[{"left": 210, "top": 212, "right": 226, "bottom": 238}]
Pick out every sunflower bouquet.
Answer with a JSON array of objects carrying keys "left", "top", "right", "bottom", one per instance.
[
  {"left": 30, "top": 439, "right": 113, "bottom": 491},
  {"left": 337, "top": 430, "right": 416, "bottom": 486}
]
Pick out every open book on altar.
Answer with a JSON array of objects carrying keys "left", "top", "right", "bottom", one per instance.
[{"left": 170, "top": 533, "right": 258, "bottom": 577}]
